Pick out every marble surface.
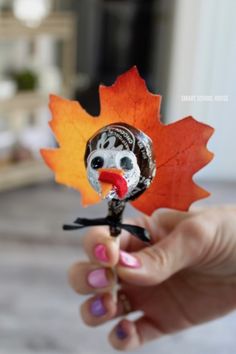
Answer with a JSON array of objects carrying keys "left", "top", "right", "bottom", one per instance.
[{"left": 0, "top": 181, "right": 236, "bottom": 354}]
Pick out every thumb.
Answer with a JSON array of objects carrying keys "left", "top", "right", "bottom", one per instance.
[{"left": 117, "top": 218, "right": 212, "bottom": 286}]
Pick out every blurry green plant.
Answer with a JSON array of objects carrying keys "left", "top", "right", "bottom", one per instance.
[{"left": 11, "top": 69, "right": 38, "bottom": 91}]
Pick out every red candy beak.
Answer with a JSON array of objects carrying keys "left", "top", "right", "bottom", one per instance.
[{"left": 98, "top": 168, "right": 128, "bottom": 199}]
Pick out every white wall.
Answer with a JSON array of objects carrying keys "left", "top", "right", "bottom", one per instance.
[{"left": 161, "top": 0, "right": 236, "bottom": 181}]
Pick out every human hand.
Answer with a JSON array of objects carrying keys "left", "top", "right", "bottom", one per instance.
[{"left": 68, "top": 206, "right": 236, "bottom": 351}]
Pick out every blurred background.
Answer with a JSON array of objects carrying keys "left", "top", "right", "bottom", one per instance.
[{"left": 0, "top": 0, "right": 235, "bottom": 353}]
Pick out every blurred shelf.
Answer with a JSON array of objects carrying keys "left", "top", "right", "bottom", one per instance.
[
  {"left": 0, "top": 91, "right": 48, "bottom": 112},
  {"left": 0, "top": 160, "right": 52, "bottom": 192},
  {"left": 0, "top": 11, "right": 76, "bottom": 192},
  {"left": 0, "top": 13, "right": 76, "bottom": 40}
]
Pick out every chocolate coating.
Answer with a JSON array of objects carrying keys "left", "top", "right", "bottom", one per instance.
[{"left": 85, "top": 123, "right": 156, "bottom": 201}]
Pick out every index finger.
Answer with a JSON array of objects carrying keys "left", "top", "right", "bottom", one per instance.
[
  {"left": 82, "top": 224, "right": 132, "bottom": 268},
  {"left": 82, "top": 213, "right": 157, "bottom": 266}
]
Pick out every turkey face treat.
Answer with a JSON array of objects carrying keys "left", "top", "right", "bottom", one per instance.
[
  {"left": 85, "top": 123, "right": 156, "bottom": 202},
  {"left": 41, "top": 67, "right": 214, "bottom": 242}
]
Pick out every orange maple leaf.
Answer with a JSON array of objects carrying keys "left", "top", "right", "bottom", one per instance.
[{"left": 41, "top": 67, "right": 214, "bottom": 215}]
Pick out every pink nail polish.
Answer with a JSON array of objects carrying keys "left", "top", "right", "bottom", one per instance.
[
  {"left": 94, "top": 244, "right": 109, "bottom": 262},
  {"left": 88, "top": 269, "right": 109, "bottom": 288},
  {"left": 119, "top": 250, "right": 141, "bottom": 268}
]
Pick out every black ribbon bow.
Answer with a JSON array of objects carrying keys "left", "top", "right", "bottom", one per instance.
[{"left": 63, "top": 216, "right": 151, "bottom": 243}]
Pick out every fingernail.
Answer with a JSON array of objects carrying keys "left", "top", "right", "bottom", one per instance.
[
  {"left": 90, "top": 297, "right": 106, "bottom": 317},
  {"left": 87, "top": 269, "right": 109, "bottom": 288},
  {"left": 119, "top": 250, "right": 141, "bottom": 268},
  {"left": 94, "top": 244, "right": 109, "bottom": 262},
  {"left": 116, "top": 324, "right": 128, "bottom": 340}
]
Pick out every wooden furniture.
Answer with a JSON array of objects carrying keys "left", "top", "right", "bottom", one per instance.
[{"left": 0, "top": 12, "right": 76, "bottom": 191}]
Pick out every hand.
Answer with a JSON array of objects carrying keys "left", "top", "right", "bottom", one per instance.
[{"left": 68, "top": 206, "right": 236, "bottom": 351}]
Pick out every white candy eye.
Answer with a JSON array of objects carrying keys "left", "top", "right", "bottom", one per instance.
[
  {"left": 90, "top": 156, "right": 104, "bottom": 169},
  {"left": 120, "top": 156, "right": 133, "bottom": 171},
  {"left": 88, "top": 150, "right": 109, "bottom": 170},
  {"left": 115, "top": 151, "right": 137, "bottom": 171}
]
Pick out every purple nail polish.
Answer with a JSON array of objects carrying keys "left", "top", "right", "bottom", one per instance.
[
  {"left": 90, "top": 298, "right": 106, "bottom": 317},
  {"left": 116, "top": 324, "right": 128, "bottom": 340}
]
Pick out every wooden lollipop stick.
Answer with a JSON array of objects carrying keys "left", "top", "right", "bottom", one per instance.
[
  {"left": 108, "top": 200, "right": 125, "bottom": 303},
  {"left": 111, "top": 236, "right": 120, "bottom": 303}
]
